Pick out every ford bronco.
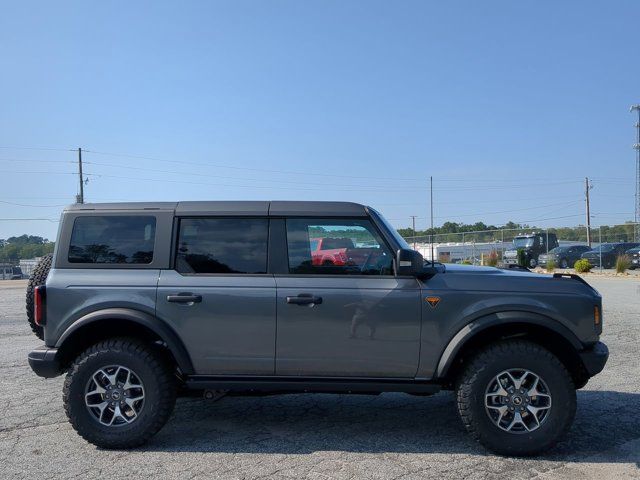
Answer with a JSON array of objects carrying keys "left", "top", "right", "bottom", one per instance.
[{"left": 27, "top": 201, "right": 608, "bottom": 455}]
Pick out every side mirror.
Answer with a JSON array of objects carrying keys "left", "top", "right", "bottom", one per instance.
[{"left": 396, "top": 249, "right": 424, "bottom": 276}]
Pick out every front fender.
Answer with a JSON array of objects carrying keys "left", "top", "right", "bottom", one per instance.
[
  {"left": 56, "top": 307, "right": 194, "bottom": 374},
  {"left": 434, "top": 310, "right": 583, "bottom": 379}
]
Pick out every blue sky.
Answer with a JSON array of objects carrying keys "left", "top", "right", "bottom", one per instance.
[{"left": 0, "top": 1, "right": 637, "bottom": 240}]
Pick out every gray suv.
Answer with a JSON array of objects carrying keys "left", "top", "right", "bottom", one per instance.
[{"left": 27, "top": 201, "right": 608, "bottom": 455}]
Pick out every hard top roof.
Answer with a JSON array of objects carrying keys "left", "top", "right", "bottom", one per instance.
[{"left": 64, "top": 201, "right": 369, "bottom": 217}]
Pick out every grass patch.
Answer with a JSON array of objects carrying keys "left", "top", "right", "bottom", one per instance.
[{"left": 616, "top": 254, "right": 631, "bottom": 273}]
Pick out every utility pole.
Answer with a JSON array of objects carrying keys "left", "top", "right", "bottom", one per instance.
[
  {"left": 585, "top": 177, "right": 592, "bottom": 248},
  {"left": 631, "top": 105, "right": 640, "bottom": 242},
  {"left": 410, "top": 216, "right": 417, "bottom": 250},
  {"left": 76, "top": 147, "right": 84, "bottom": 204},
  {"left": 430, "top": 176, "right": 435, "bottom": 263}
]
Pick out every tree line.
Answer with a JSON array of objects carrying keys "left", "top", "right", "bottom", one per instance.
[{"left": 0, "top": 235, "right": 54, "bottom": 263}]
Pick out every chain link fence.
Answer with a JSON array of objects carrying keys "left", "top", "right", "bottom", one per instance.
[{"left": 403, "top": 222, "right": 640, "bottom": 270}]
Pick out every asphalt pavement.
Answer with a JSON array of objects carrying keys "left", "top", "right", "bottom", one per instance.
[{"left": 1, "top": 277, "right": 639, "bottom": 479}]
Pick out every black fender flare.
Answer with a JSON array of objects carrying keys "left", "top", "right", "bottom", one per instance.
[
  {"left": 56, "top": 307, "right": 194, "bottom": 375},
  {"left": 435, "top": 310, "right": 583, "bottom": 379}
]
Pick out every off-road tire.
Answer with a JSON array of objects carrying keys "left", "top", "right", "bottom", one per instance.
[
  {"left": 63, "top": 338, "right": 177, "bottom": 449},
  {"left": 455, "top": 340, "right": 576, "bottom": 456},
  {"left": 25, "top": 253, "right": 53, "bottom": 340}
]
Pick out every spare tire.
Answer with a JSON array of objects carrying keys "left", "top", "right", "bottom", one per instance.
[{"left": 25, "top": 253, "right": 53, "bottom": 340}]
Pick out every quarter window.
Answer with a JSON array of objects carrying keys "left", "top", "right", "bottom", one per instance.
[
  {"left": 68, "top": 216, "right": 156, "bottom": 264},
  {"left": 176, "top": 218, "right": 268, "bottom": 274},
  {"left": 286, "top": 219, "right": 393, "bottom": 275}
]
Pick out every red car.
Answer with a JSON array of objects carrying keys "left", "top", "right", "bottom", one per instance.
[{"left": 310, "top": 237, "right": 352, "bottom": 266}]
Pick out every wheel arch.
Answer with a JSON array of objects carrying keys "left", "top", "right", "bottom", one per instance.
[
  {"left": 55, "top": 308, "right": 194, "bottom": 375},
  {"left": 436, "top": 311, "right": 588, "bottom": 388}
]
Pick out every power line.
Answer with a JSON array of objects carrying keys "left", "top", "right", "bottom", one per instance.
[
  {"left": 0, "top": 200, "right": 67, "bottom": 208},
  {"left": 0, "top": 218, "right": 60, "bottom": 222},
  {"left": 0, "top": 146, "right": 74, "bottom": 152}
]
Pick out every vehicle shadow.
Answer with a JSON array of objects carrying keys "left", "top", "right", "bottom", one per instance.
[{"left": 144, "top": 390, "right": 640, "bottom": 463}]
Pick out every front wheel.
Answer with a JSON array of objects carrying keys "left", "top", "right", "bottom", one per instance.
[
  {"left": 63, "top": 338, "right": 177, "bottom": 449},
  {"left": 560, "top": 259, "right": 569, "bottom": 269},
  {"left": 455, "top": 340, "right": 576, "bottom": 456}
]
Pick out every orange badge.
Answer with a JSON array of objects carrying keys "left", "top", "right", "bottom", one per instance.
[{"left": 426, "top": 296, "right": 441, "bottom": 308}]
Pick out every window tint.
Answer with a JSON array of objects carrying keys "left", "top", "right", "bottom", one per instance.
[
  {"left": 69, "top": 216, "right": 156, "bottom": 264},
  {"left": 176, "top": 218, "right": 268, "bottom": 274},
  {"left": 286, "top": 219, "right": 393, "bottom": 275}
]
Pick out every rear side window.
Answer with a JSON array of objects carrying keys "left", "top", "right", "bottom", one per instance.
[
  {"left": 176, "top": 218, "right": 268, "bottom": 274},
  {"left": 69, "top": 216, "right": 156, "bottom": 264}
]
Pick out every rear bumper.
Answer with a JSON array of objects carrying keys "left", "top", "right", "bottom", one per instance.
[
  {"left": 580, "top": 341, "right": 609, "bottom": 377},
  {"left": 28, "top": 346, "right": 62, "bottom": 378}
]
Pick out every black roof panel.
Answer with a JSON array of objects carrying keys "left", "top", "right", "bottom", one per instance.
[{"left": 64, "top": 201, "right": 369, "bottom": 217}]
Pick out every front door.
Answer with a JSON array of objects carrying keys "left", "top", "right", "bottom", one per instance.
[
  {"left": 156, "top": 217, "right": 276, "bottom": 375},
  {"left": 275, "top": 218, "right": 422, "bottom": 378}
]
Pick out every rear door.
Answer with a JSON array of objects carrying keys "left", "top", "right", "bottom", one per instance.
[
  {"left": 274, "top": 218, "right": 422, "bottom": 378},
  {"left": 156, "top": 217, "right": 276, "bottom": 375}
]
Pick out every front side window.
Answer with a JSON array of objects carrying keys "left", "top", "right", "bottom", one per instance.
[
  {"left": 286, "top": 218, "right": 393, "bottom": 275},
  {"left": 176, "top": 218, "right": 268, "bottom": 274},
  {"left": 68, "top": 216, "right": 156, "bottom": 264}
]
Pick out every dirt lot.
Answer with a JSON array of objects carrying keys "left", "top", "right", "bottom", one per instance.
[{"left": 1, "top": 277, "right": 639, "bottom": 479}]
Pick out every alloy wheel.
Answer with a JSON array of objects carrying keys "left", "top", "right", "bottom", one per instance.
[
  {"left": 84, "top": 365, "right": 145, "bottom": 427},
  {"left": 484, "top": 369, "right": 552, "bottom": 433}
]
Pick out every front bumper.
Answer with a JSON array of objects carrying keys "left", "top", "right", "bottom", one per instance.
[
  {"left": 28, "top": 346, "right": 61, "bottom": 378},
  {"left": 579, "top": 341, "right": 609, "bottom": 377}
]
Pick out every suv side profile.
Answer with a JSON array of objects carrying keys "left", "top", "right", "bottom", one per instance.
[{"left": 27, "top": 201, "right": 608, "bottom": 456}]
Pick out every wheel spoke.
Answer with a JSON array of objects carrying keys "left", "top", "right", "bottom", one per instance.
[{"left": 507, "top": 411, "right": 529, "bottom": 432}]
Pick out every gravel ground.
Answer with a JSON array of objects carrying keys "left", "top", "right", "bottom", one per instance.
[{"left": 0, "top": 278, "right": 639, "bottom": 479}]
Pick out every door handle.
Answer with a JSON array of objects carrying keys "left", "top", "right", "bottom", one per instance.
[
  {"left": 286, "top": 294, "right": 323, "bottom": 306},
  {"left": 167, "top": 293, "right": 202, "bottom": 304}
]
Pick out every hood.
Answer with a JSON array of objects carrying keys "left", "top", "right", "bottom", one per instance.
[
  {"left": 437, "top": 263, "right": 598, "bottom": 296},
  {"left": 445, "top": 263, "right": 537, "bottom": 277}
]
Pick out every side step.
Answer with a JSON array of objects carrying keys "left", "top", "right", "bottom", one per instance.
[{"left": 185, "top": 375, "right": 441, "bottom": 395}]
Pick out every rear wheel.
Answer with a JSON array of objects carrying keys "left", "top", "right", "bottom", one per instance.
[
  {"left": 63, "top": 338, "right": 176, "bottom": 449},
  {"left": 455, "top": 340, "right": 576, "bottom": 456},
  {"left": 25, "top": 253, "right": 53, "bottom": 340}
]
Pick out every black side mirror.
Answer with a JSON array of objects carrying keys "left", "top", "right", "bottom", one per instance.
[{"left": 396, "top": 249, "right": 424, "bottom": 276}]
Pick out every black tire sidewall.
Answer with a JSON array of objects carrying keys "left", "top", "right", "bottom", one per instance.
[
  {"left": 66, "top": 346, "right": 172, "bottom": 447},
  {"left": 463, "top": 347, "right": 575, "bottom": 455}
]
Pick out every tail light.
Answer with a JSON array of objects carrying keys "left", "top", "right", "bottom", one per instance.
[{"left": 34, "top": 286, "right": 46, "bottom": 326}]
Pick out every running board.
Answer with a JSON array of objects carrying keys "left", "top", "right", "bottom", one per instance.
[{"left": 185, "top": 375, "right": 441, "bottom": 394}]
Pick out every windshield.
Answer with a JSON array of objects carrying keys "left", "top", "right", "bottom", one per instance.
[
  {"left": 513, "top": 237, "right": 534, "bottom": 248},
  {"left": 549, "top": 247, "right": 568, "bottom": 254},
  {"left": 594, "top": 244, "right": 615, "bottom": 252},
  {"left": 369, "top": 208, "right": 411, "bottom": 251}
]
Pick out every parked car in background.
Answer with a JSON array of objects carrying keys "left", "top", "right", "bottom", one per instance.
[
  {"left": 626, "top": 246, "right": 640, "bottom": 269},
  {"left": 310, "top": 237, "right": 353, "bottom": 266},
  {"left": 503, "top": 232, "right": 559, "bottom": 268},
  {"left": 310, "top": 236, "right": 387, "bottom": 270},
  {"left": 538, "top": 245, "right": 592, "bottom": 269},
  {"left": 0, "top": 264, "right": 23, "bottom": 280},
  {"left": 580, "top": 242, "right": 640, "bottom": 269}
]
